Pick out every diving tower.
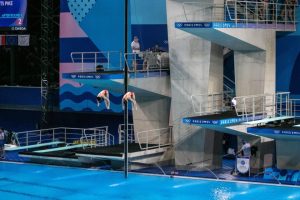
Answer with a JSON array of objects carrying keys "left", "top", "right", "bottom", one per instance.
[
  {"left": 62, "top": 51, "right": 172, "bottom": 137},
  {"left": 166, "top": 0, "right": 297, "bottom": 169}
]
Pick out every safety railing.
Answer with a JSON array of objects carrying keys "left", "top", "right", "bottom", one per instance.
[
  {"left": 183, "top": 3, "right": 225, "bottom": 22},
  {"left": 136, "top": 127, "right": 172, "bottom": 151},
  {"left": 191, "top": 93, "right": 230, "bottom": 115},
  {"left": 14, "top": 126, "right": 111, "bottom": 147},
  {"left": 233, "top": 92, "right": 293, "bottom": 121},
  {"left": 118, "top": 124, "right": 135, "bottom": 144},
  {"left": 290, "top": 99, "right": 300, "bottom": 119},
  {"left": 124, "top": 51, "right": 170, "bottom": 77},
  {"left": 81, "top": 126, "right": 114, "bottom": 148},
  {"left": 70, "top": 51, "right": 123, "bottom": 72},
  {"left": 224, "top": 75, "right": 236, "bottom": 91},
  {"left": 15, "top": 127, "right": 85, "bottom": 147},
  {"left": 182, "top": 1, "right": 297, "bottom": 31},
  {"left": 275, "top": 92, "right": 292, "bottom": 117}
]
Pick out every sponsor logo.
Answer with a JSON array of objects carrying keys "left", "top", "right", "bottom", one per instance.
[
  {"left": 274, "top": 130, "right": 280, "bottom": 134},
  {"left": 184, "top": 119, "right": 191, "bottom": 123},
  {"left": 175, "top": 23, "right": 183, "bottom": 28}
]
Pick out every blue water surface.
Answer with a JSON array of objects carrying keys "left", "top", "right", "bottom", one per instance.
[{"left": 0, "top": 162, "right": 299, "bottom": 200}]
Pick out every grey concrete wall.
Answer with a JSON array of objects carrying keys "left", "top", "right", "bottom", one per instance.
[
  {"left": 233, "top": 31, "right": 276, "bottom": 171},
  {"left": 233, "top": 30, "right": 276, "bottom": 96},
  {"left": 167, "top": 0, "right": 224, "bottom": 167},
  {"left": 132, "top": 95, "right": 171, "bottom": 137},
  {"left": 276, "top": 141, "right": 300, "bottom": 170}
]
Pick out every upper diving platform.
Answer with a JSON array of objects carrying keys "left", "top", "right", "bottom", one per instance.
[
  {"left": 175, "top": 1, "right": 297, "bottom": 51},
  {"left": 62, "top": 51, "right": 171, "bottom": 97}
]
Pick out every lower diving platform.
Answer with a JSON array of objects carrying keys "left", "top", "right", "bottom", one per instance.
[
  {"left": 15, "top": 126, "right": 172, "bottom": 168},
  {"left": 75, "top": 143, "right": 170, "bottom": 162},
  {"left": 247, "top": 122, "right": 300, "bottom": 140},
  {"left": 19, "top": 143, "right": 171, "bottom": 167}
]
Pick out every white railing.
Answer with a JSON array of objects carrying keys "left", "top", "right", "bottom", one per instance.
[
  {"left": 136, "top": 127, "right": 172, "bottom": 151},
  {"left": 290, "top": 99, "right": 300, "bottom": 119},
  {"left": 233, "top": 92, "right": 292, "bottom": 121},
  {"left": 183, "top": 3, "right": 225, "bottom": 22},
  {"left": 81, "top": 126, "right": 114, "bottom": 148},
  {"left": 70, "top": 51, "right": 123, "bottom": 72},
  {"left": 124, "top": 51, "right": 170, "bottom": 77},
  {"left": 191, "top": 93, "right": 230, "bottom": 115},
  {"left": 182, "top": 1, "right": 297, "bottom": 31},
  {"left": 14, "top": 126, "right": 112, "bottom": 147},
  {"left": 118, "top": 124, "right": 135, "bottom": 144},
  {"left": 15, "top": 127, "right": 85, "bottom": 147}
]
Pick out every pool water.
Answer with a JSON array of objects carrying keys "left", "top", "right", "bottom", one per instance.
[{"left": 0, "top": 162, "right": 299, "bottom": 200}]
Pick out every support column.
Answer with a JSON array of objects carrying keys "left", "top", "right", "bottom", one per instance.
[{"left": 167, "top": 0, "right": 224, "bottom": 168}]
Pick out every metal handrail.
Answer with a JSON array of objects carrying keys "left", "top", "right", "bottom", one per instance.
[
  {"left": 70, "top": 51, "right": 123, "bottom": 72},
  {"left": 15, "top": 126, "right": 110, "bottom": 147},
  {"left": 233, "top": 92, "right": 293, "bottom": 122},
  {"left": 290, "top": 99, "right": 300, "bottom": 119},
  {"left": 136, "top": 127, "right": 172, "bottom": 151},
  {"left": 118, "top": 124, "right": 135, "bottom": 144},
  {"left": 124, "top": 51, "right": 170, "bottom": 78},
  {"left": 182, "top": 1, "right": 297, "bottom": 31},
  {"left": 81, "top": 127, "right": 114, "bottom": 148},
  {"left": 224, "top": 75, "right": 235, "bottom": 86},
  {"left": 191, "top": 93, "right": 229, "bottom": 115}
]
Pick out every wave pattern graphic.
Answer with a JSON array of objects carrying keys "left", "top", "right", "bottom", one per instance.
[
  {"left": 60, "top": 84, "right": 128, "bottom": 112},
  {"left": 60, "top": 91, "right": 122, "bottom": 105},
  {"left": 60, "top": 99, "right": 126, "bottom": 113},
  {"left": 60, "top": 84, "right": 122, "bottom": 95}
]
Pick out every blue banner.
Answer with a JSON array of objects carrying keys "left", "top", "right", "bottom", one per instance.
[{"left": 0, "top": 0, "right": 27, "bottom": 30}]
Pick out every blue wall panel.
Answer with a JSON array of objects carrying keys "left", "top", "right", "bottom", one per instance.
[
  {"left": 59, "top": 0, "right": 168, "bottom": 113},
  {"left": 131, "top": 24, "right": 168, "bottom": 50},
  {"left": 0, "top": 87, "right": 41, "bottom": 106}
]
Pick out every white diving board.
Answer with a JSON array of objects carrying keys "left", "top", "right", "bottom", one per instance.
[
  {"left": 34, "top": 144, "right": 90, "bottom": 153},
  {"left": 243, "top": 116, "right": 294, "bottom": 125},
  {"left": 5, "top": 141, "right": 64, "bottom": 151},
  {"left": 294, "top": 124, "right": 300, "bottom": 127}
]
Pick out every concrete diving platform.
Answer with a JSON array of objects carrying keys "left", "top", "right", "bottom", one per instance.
[
  {"left": 75, "top": 143, "right": 170, "bottom": 162},
  {"left": 6, "top": 141, "right": 65, "bottom": 152},
  {"left": 183, "top": 111, "right": 264, "bottom": 127},
  {"left": 244, "top": 116, "right": 295, "bottom": 126},
  {"left": 182, "top": 111, "right": 265, "bottom": 137},
  {"left": 19, "top": 143, "right": 171, "bottom": 167},
  {"left": 247, "top": 124, "right": 300, "bottom": 140},
  {"left": 62, "top": 70, "right": 170, "bottom": 97}
]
